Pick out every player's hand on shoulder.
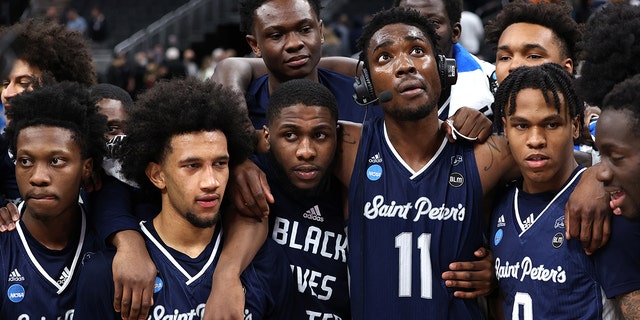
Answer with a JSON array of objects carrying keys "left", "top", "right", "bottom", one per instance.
[
  {"left": 442, "top": 247, "right": 496, "bottom": 299},
  {"left": 444, "top": 107, "right": 493, "bottom": 143},
  {"left": 0, "top": 202, "right": 20, "bottom": 232},
  {"left": 229, "top": 159, "right": 273, "bottom": 220},
  {"left": 565, "top": 164, "right": 611, "bottom": 254}
]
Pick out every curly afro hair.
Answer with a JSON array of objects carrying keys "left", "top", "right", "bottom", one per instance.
[
  {"left": 239, "top": 0, "right": 322, "bottom": 34},
  {"left": 119, "top": 78, "right": 254, "bottom": 191},
  {"left": 5, "top": 81, "right": 107, "bottom": 173},
  {"left": 576, "top": 3, "right": 640, "bottom": 107},
  {"left": 357, "top": 7, "right": 440, "bottom": 62},
  {"left": 496, "top": 63, "right": 583, "bottom": 131},
  {"left": 266, "top": 79, "right": 337, "bottom": 125},
  {"left": 485, "top": 1, "right": 581, "bottom": 68},
  {"left": 601, "top": 74, "right": 640, "bottom": 132},
  {"left": 0, "top": 18, "right": 96, "bottom": 86},
  {"left": 90, "top": 83, "right": 135, "bottom": 115}
]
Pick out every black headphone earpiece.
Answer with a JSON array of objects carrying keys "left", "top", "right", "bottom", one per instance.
[
  {"left": 353, "top": 58, "right": 376, "bottom": 105},
  {"left": 437, "top": 54, "right": 458, "bottom": 88},
  {"left": 352, "top": 54, "right": 459, "bottom": 105}
]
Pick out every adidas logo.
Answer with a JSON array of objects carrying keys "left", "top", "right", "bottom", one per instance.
[
  {"left": 302, "top": 205, "right": 324, "bottom": 222},
  {"left": 497, "top": 215, "right": 506, "bottom": 228},
  {"left": 8, "top": 269, "right": 24, "bottom": 282},
  {"left": 368, "top": 153, "right": 383, "bottom": 164},
  {"left": 522, "top": 214, "right": 535, "bottom": 231},
  {"left": 57, "top": 267, "right": 71, "bottom": 286}
]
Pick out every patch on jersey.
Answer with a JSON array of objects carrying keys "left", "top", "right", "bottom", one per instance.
[
  {"left": 81, "top": 251, "right": 95, "bottom": 265},
  {"left": 448, "top": 172, "right": 464, "bottom": 187},
  {"left": 7, "top": 284, "right": 25, "bottom": 303},
  {"left": 244, "top": 308, "right": 253, "bottom": 320},
  {"left": 494, "top": 229, "right": 503, "bottom": 246},
  {"left": 496, "top": 215, "right": 506, "bottom": 228},
  {"left": 368, "top": 152, "right": 383, "bottom": 164},
  {"left": 303, "top": 205, "right": 324, "bottom": 222},
  {"left": 554, "top": 216, "right": 565, "bottom": 229},
  {"left": 8, "top": 268, "right": 24, "bottom": 282},
  {"left": 552, "top": 232, "right": 564, "bottom": 248},
  {"left": 451, "top": 155, "right": 463, "bottom": 166},
  {"left": 367, "top": 164, "right": 382, "bottom": 181},
  {"left": 154, "top": 276, "right": 163, "bottom": 293}
]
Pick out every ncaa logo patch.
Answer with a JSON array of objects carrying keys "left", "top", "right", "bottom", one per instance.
[
  {"left": 494, "top": 229, "right": 503, "bottom": 246},
  {"left": 367, "top": 164, "right": 382, "bottom": 181},
  {"left": 552, "top": 232, "right": 564, "bottom": 248},
  {"left": 154, "top": 276, "right": 164, "bottom": 293},
  {"left": 7, "top": 284, "right": 25, "bottom": 303},
  {"left": 449, "top": 172, "right": 464, "bottom": 187}
]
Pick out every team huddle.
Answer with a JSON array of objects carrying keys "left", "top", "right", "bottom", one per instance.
[{"left": 0, "top": 0, "right": 639, "bottom": 320}]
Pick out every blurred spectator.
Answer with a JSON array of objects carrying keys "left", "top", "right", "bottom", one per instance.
[
  {"left": 330, "top": 13, "right": 351, "bottom": 56},
  {"left": 197, "top": 56, "right": 214, "bottom": 81},
  {"left": 459, "top": 10, "right": 484, "bottom": 55},
  {"left": 322, "top": 27, "right": 343, "bottom": 57},
  {"left": 44, "top": 6, "right": 61, "bottom": 24},
  {"left": 129, "top": 51, "right": 149, "bottom": 98},
  {"left": 65, "top": 8, "right": 87, "bottom": 36},
  {"left": 183, "top": 48, "right": 198, "bottom": 78},
  {"left": 89, "top": 6, "right": 109, "bottom": 43},
  {"left": 160, "top": 47, "right": 186, "bottom": 79},
  {"left": 106, "top": 52, "right": 131, "bottom": 91}
]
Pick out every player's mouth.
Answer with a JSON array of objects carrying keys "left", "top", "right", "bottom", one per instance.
[
  {"left": 525, "top": 154, "right": 549, "bottom": 169},
  {"left": 608, "top": 189, "right": 626, "bottom": 211},
  {"left": 293, "top": 165, "right": 320, "bottom": 181},
  {"left": 285, "top": 55, "right": 310, "bottom": 68},
  {"left": 196, "top": 194, "right": 220, "bottom": 208},
  {"left": 397, "top": 79, "right": 425, "bottom": 98}
]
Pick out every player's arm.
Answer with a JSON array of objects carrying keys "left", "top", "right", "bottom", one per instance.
[
  {"left": 0, "top": 202, "right": 19, "bottom": 232},
  {"left": 205, "top": 206, "right": 268, "bottom": 320},
  {"left": 210, "top": 57, "right": 267, "bottom": 94},
  {"left": 334, "top": 120, "right": 362, "bottom": 190},
  {"left": 442, "top": 247, "right": 497, "bottom": 298},
  {"left": 443, "top": 107, "right": 494, "bottom": 143},
  {"left": 474, "top": 134, "right": 519, "bottom": 196},
  {"left": 617, "top": 290, "right": 640, "bottom": 320},
  {"left": 91, "top": 176, "right": 156, "bottom": 320},
  {"left": 564, "top": 163, "right": 611, "bottom": 254}
]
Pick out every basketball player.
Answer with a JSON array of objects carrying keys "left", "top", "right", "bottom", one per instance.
[
  {"left": 489, "top": 63, "right": 631, "bottom": 319},
  {"left": 0, "top": 82, "right": 105, "bottom": 318},
  {"left": 73, "top": 78, "right": 294, "bottom": 319}
]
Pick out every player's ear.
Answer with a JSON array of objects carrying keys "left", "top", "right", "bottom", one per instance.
[
  {"left": 246, "top": 34, "right": 261, "bottom": 57},
  {"left": 146, "top": 162, "right": 165, "bottom": 190},
  {"left": 571, "top": 116, "right": 580, "bottom": 140},
  {"left": 501, "top": 117, "right": 508, "bottom": 139},
  {"left": 81, "top": 158, "right": 93, "bottom": 181},
  {"left": 319, "top": 19, "right": 324, "bottom": 45},
  {"left": 262, "top": 125, "right": 271, "bottom": 152}
]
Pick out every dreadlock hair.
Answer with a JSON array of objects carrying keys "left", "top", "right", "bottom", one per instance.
[
  {"left": 266, "top": 79, "right": 338, "bottom": 125},
  {"left": 485, "top": 1, "right": 582, "bottom": 71},
  {"left": 90, "top": 83, "right": 135, "bottom": 116},
  {"left": 357, "top": 7, "right": 440, "bottom": 64},
  {"left": 601, "top": 74, "right": 640, "bottom": 134},
  {"left": 576, "top": 3, "right": 640, "bottom": 107},
  {"left": 393, "top": 0, "right": 463, "bottom": 26},
  {"left": 239, "top": 0, "right": 322, "bottom": 34},
  {"left": 0, "top": 18, "right": 97, "bottom": 86},
  {"left": 5, "top": 81, "right": 107, "bottom": 173},
  {"left": 496, "top": 63, "right": 583, "bottom": 130},
  {"left": 118, "top": 78, "right": 254, "bottom": 192}
]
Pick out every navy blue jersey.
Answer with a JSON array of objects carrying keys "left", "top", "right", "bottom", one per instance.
[
  {"left": 490, "top": 167, "right": 618, "bottom": 319},
  {"left": 246, "top": 68, "right": 383, "bottom": 129},
  {"left": 75, "top": 221, "right": 294, "bottom": 320},
  {"left": 592, "top": 215, "right": 640, "bottom": 299},
  {"left": 0, "top": 202, "right": 97, "bottom": 319},
  {"left": 348, "top": 117, "right": 485, "bottom": 319},
  {"left": 254, "top": 154, "right": 350, "bottom": 319}
]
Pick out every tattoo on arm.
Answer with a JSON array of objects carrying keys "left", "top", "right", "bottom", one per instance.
[
  {"left": 619, "top": 290, "right": 640, "bottom": 320},
  {"left": 341, "top": 130, "right": 357, "bottom": 145},
  {"left": 483, "top": 136, "right": 502, "bottom": 172}
]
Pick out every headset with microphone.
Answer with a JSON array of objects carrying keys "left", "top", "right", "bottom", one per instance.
[{"left": 352, "top": 53, "right": 458, "bottom": 105}]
